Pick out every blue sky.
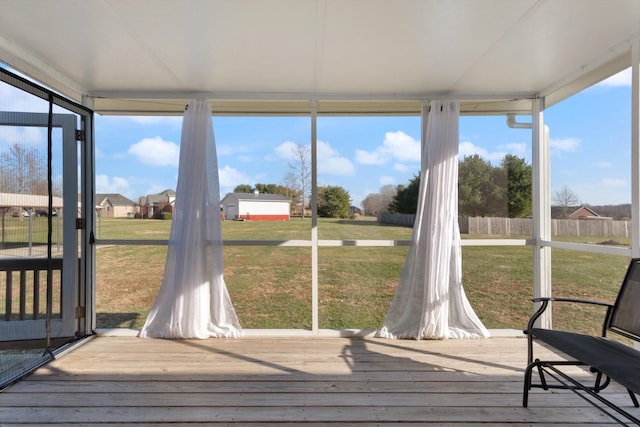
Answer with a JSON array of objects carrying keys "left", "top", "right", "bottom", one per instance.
[
  {"left": 94, "top": 67, "right": 633, "bottom": 207},
  {"left": 1, "top": 65, "right": 633, "bottom": 208}
]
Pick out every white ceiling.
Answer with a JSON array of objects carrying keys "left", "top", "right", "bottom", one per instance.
[{"left": 0, "top": 0, "right": 639, "bottom": 115}]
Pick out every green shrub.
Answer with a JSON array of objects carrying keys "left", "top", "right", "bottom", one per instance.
[{"left": 161, "top": 212, "right": 172, "bottom": 220}]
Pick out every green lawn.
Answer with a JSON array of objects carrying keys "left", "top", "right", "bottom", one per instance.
[{"left": 93, "top": 217, "right": 630, "bottom": 333}]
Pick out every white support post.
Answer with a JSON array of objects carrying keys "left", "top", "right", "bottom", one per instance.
[
  {"left": 311, "top": 100, "right": 319, "bottom": 335},
  {"left": 632, "top": 40, "right": 640, "bottom": 258},
  {"left": 532, "top": 97, "right": 552, "bottom": 329},
  {"left": 421, "top": 100, "right": 429, "bottom": 172}
]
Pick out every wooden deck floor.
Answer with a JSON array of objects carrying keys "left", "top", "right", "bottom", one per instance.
[{"left": 0, "top": 335, "right": 637, "bottom": 426}]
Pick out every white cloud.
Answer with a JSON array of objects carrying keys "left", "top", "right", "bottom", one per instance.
[
  {"left": 319, "top": 156, "right": 355, "bottom": 176},
  {"left": 598, "top": 68, "right": 631, "bottom": 87},
  {"left": 594, "top": 161, "right": 612, "bottom": 168},
  {"left": 128, "top": 137, "right": 179, "bottom": 166},
  {"left": 96, "top": 174, "right": 130, "bottom": 194},
  {"left": 379, "top": 175, "right": 395, "bottom": 185},
  {"left": 317, "top": 141, "right": 355, "bottom": 176},
  {"left": 216, "top": 145, "right": 234, "bottom": 156},
  {"left": 504, "top": 142, "right": 527, "bottom": 156},
  {"left": 94, "top": 146, "right": 105, "bottom": 159},
  {"left": 355, "top": 131, "right": 420, "bottom": 165},
  {"left": 355, "top": 149, "right": 386, "bottom": 165},
  {"left": 0, "top": 79, "right": 50, "bottom": 113},
  {"left": 219, "top": 165, "right": 251, "bottom": 188},
  {"left": 393, "top": 163, "right": 411, "bottom": 172},
  {"left": 601, "top": 177, "right": 626, "bottom": 187},
  {"left": 218, "top": 143, "right": 253, "bottom": 159},
  {"left": 458, "top": 141, "right": 506, "bottom": 162},
  {"left": 0, "top": 126, "right": 43, "bottom": 145},
  {"left": 383, "top": 131, "right": 420, "bottom": 162},
  {"left": 274, "top": 140, "right": 355, "bottom": 176},
  {"left": 274, "top": 141, "right": 300, "bottom": 161},
  {"left": 550, "top": 137, "right": 580, "bottom": 152}
]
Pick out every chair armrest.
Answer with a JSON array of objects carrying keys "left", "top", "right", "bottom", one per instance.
[
  {"left": 525, "top": 297, "right": 614, "bottom": 364},
  {"left": 526, "top": 297, "right": 614, "bottom": 338},
  {"left": 532, "top": 297, "right": 612, "bottom": 308}
]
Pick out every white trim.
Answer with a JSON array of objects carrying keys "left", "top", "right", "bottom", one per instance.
[
  {"left": 94, "top": 238, "right": 533, "bottom": 248},
  {"left": 88, "top": 90, "right": 539, "bottom": 102},
  {"left": 543, "top": 240, "right": 632, "bottom": 257},
  {"left": 632, "top": 40, "right": 640, "bottom": 258},
  {"left": 311, "top": 101, "right": 319, "bottom": 335},
  {"left": 96, "top": 328, "right": 525, "bottom": 338},
  {"left": 532, "top": 98, "right": 552, "bottom": 329}
]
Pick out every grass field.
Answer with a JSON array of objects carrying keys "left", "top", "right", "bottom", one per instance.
[{"left": 93, "top": 216, "right": 631, "bottom": 333}]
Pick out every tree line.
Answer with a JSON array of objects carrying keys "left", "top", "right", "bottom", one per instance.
[{"left": 364, "top": 154, "right": 533, "bottom": 218}]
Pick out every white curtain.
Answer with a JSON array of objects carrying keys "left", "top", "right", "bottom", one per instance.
[
  {"left": 139, "top": 99, "right": 242, "bottom": 339},
  {"left": 379, "top": 100, "right": 489, "bottom": 340}
]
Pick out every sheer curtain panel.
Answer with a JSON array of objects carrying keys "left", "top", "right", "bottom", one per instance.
[
  {"left": 379, "top": 100, "right": 489, "bottom": 340},
  {"left": 139, "top": 99, "right": 242, "bottom": 339}
]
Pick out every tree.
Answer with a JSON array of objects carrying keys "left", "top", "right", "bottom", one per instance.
[
  {"left": 255, "top": 183, "right": 280, "bottom": 194},
  {"left": 382, "top": 153, "right": 532, "bottom": 218},
  {"left": 389, "top": 174, "right": 420, "bottom": 214},
  {"left": 317, "top": 185, "right": 351, "bottom": 218},
  {"left": 502, "top": 154, "right": 532, "bottom": 218},
  {"left": 288, "top": 144, "right": 311, "bottom": 218},
  {"left": 554, "top": 185, "right": 579, "bottom": 219},
  {"left": 0, "top": 143, "right": 47, "bottom": 195},
  {"left": 280, "top": 172, "right": 302, "bottom": 209},
  {"left": 458, "top": 155, "right": 506, "bottom": 217},
  {"left": 233, "top": 184, "right": 253, "bottom": 193},
  {"left": 362, "top": 184, "right": 397, "bottom": 216}
]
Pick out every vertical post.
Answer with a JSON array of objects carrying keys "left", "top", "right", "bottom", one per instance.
[
  {"left": 532, "top": 97, "right": 552, "bottom": 329},
  {"left": 632, "top": 41, "right": 640, "bottom": 258},
  {"left": 311, "top": 100, "right": 319, "bottom": 335},
  {"left": 421, "top": 100, "right": 429, "bottom": 172},
  {"left": 28, "top": 209, "right": 33, "bottom": 257},
  {"left": 81, "top": 95, "right": 97, "bottom": 335}
]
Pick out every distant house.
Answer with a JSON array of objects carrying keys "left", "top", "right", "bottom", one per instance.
[
  {"left": 96, "top": 193, "right": 137, "bottom": 217},
  {"left": 551, "top": 205, "right": 605, "bottom": 220},
  {"left": 349, "top": 206, "right": 362, "bottom": 216},
  {"left": 221, "top": 191, "right": 290, "bottom": 221},
  {"left": 139, "top": 189, "right": 176, "bottom": 218}
]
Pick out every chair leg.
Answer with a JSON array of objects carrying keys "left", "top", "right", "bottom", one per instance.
[
  {"left": 593, "top": 371, "right": 603, "bottom": 392},
  {"left": 536, "top": 362, "right": 548, "bottom": 390},
  {"left": 628, "top": 389, "right": 639, "bottom": 408},
  {"left": 523, "top": 362, "right": 535, "bottom": 407}
]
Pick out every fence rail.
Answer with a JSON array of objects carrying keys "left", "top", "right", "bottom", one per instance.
[
  {"left": 377, "top": 214, "right": 632, "bottom": 238},
  {"left": 0, "top": 258, "right": 63, "bottom": 321}
]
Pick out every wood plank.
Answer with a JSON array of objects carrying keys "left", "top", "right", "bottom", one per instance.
[
  {"left": 0, "top": 391, "right": 635, "bottom": 408},
  {"left": 0, "top": 406, "right": 621, "bottom": 424},
  {"left": 0, "top": 336, "right": 635, "bottom": 425}
]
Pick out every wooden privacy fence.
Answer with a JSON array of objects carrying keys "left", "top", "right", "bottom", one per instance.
[{"left": 377, "top": 214, "right": 632, "bottom": 238}]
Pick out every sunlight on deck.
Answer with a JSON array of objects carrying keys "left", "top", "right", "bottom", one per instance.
[{"left": 0, "top": 336, "right": 636, "bottom": 425}]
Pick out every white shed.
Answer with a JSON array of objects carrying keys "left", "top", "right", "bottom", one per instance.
[{"left": 221, "top": 192, "right": 290, "bottom": 221}]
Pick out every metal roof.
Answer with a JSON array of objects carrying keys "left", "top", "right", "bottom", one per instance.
[
  {"left": 0, "top": 193, "right": 63, "bottom": 209},
  {"left": 222, "top": 193, "right": 290, "bottom": 202},
  {"left": 0, "top": 0, "right": 639, "bottom": 115}
]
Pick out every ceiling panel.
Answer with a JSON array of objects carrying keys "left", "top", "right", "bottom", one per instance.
[{"left": 0, "top": 0, "right": 639, "bottom": 114}]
